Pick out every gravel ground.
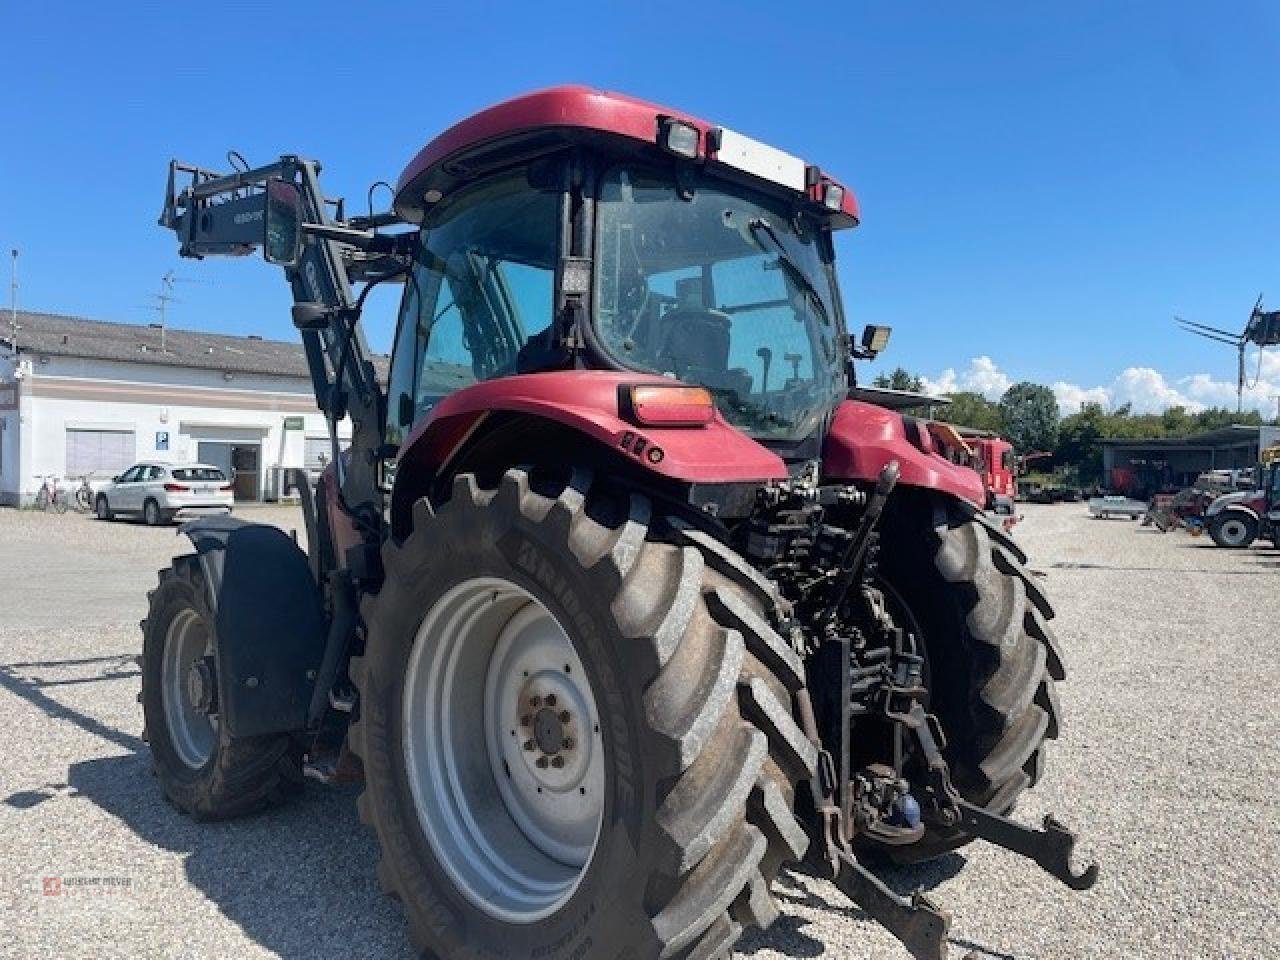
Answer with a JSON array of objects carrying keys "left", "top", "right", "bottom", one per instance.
[{"left": 0, "top": 504, "right": 1275, "bottom": 960}]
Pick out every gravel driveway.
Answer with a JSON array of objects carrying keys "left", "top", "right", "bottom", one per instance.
[{"left": 0, "top": 504, "right": 1275, "bottom": 959}]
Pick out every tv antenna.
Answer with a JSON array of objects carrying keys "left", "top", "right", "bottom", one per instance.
[
  {"left": 1177, "top": 294, "right": 1280, "bottom": 413},
  {"left": 137, "top": 270, "right": 199, "bottom": 352}
]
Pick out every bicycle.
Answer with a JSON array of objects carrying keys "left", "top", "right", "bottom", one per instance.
[
  {"left": 72, "top": 476, "right": 95, "bottom": 513},
  {"left": 33, "top": 475, "right": 70, "bottom": 514}
]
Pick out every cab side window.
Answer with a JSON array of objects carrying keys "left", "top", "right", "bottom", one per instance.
[{"left": 385, "top": 165, "right": 560, "bottom": 446}]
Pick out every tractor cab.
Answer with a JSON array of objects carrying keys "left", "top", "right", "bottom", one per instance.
[{"left": 385, "top": 86, "right": 867, "bottom": 453}]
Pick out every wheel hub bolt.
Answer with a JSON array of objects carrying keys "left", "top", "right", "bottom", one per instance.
[
  {"left": 562, "top": 737, "right": 575, "bottom": 751},
  {"left": 545, "top": 694, "right": 557, "bottom": 707},
  {"left": 551, "top": 756, "right": 565, "bottom": 769}
]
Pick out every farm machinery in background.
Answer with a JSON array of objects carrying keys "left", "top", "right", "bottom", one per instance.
[
  {"left": 142, "top": 87, "right": 1095, "bottom": 960},
  {"left": 1201, "top": 445, "right": 1280, "bottom": 547}
]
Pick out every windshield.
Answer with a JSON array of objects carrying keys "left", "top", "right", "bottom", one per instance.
[{"left": 594, "top": 165, "right": 845, "bottom": 441}]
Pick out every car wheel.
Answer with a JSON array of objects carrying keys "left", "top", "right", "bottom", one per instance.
[
  {"left": 96, "top": 496, "right": 113, "bottom": 521},
  {"left": 144, "top": 498, "right": 162, "bottom": 526}
]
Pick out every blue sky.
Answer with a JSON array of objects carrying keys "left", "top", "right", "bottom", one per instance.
[{"left": 3, "top": 2, "right": 1279, "bottom": 415}]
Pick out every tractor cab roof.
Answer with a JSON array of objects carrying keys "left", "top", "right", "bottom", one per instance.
[{"left": 394, "top": 85, "right": 859, "bottom": 227}]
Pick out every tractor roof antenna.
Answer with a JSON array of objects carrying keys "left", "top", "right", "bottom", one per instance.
[{"left": 1177, "top": 295, "right": 1280, "bottom": 414}]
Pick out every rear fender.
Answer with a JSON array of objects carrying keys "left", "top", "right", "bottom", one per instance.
[
  {"left": 180, "top": 515, "right": 327, "bottom": 737},
  {"left": 822, "top": 400, "right": 986, "bottom": 506},
  {"left": 390, "top": 371, "right": 787, "bottom": 533},
  {"left": 1214, "top": 503, "right": 1261, "bottom": 524}
]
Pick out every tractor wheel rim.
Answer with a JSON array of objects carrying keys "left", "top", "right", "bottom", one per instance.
[
  {"left": 403, "top": 577, "right": 604, "bottom": 924},
  {"left": 161, "top": 608, "right": 218, "bottom": 768},
  {"left": 1220, "top": 519, "right": 1248, "bottom": 544}
]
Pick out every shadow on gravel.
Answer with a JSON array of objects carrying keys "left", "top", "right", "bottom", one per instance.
[
  {"left": 67, "top": 754, "right": 415, "bottom": 960},
  {"left": 735, "top": 855, "right": 1018, "bottom": 959},
  {"left": 0, "top": 656, "right": 414, "bottom": 960},
  {"left": 1049, "top": 561, "right": 1272, "bottom": 575}
]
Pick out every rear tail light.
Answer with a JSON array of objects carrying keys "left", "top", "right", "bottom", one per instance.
[
  {"left": 163, "top": 483, "right": 190, "bottom": 493},
  {"left": 626, "top": 384, "right": 715, "bottom": 427}
]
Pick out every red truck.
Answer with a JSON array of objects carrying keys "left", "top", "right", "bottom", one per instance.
[{"left": 950, "top": 428, "right": 1017, "bottom": 516}]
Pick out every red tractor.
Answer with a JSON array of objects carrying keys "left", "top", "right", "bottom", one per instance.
[{"left": 144, "top": 87, "right": 1093, "bottom": 960}]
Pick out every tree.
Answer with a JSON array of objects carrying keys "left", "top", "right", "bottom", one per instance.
[
  {"left": 872, "top": 367, "right": 924, "bottom": 392},
  {"left": 999, "top": 381, "right": 1060, "bottom": 453},
  {"left": 934, "top": 391, "right": 1003, "bottom": 433}
]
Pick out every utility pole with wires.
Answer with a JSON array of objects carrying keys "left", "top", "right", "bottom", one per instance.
[{"left": 8, "top": 249, "right": 17, "bottom": 357}]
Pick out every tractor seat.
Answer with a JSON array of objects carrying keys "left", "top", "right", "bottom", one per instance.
[{"left": 655, "top": 307, "right": 753, "bottom": 396}]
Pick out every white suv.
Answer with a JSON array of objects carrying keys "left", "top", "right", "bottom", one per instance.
[{"left": 95, "top": 462, "right": 234, "bottom": 525}]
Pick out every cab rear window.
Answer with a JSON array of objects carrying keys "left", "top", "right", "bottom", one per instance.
[{"left": 171, "top": 468, "right": 226, "bottom": 482}]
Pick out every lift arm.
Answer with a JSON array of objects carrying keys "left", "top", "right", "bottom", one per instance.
[{"left": 159, "top": 155, "right": 409, "bottom": 545}]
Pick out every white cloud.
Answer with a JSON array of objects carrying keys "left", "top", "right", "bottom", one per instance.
[
  {"left": 923, "top": 349, "right": 1280, "bottom": 417},
  {"left": 1051, "top": 380, "right": 1110, "bottom": 412},
  {"left": 920, "top": 355, "right": 1011, "bottom": 401}
]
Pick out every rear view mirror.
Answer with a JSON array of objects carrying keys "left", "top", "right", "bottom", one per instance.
[{"left": 264, "top": 178, "right": 303, "bottom": 267}]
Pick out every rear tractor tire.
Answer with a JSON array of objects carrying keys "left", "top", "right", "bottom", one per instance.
[
  {"left": 874, "top": 493, "right": 1066, "bottom": 863},
  {"left": 140, "top": 555, "right": 303, "bottom": 818},
  {"left": 350, "top": 467, "right": 816, "bottom": 960},
  {"left": 1207, "top": 512, "right": 1258, "bottom": 549}
]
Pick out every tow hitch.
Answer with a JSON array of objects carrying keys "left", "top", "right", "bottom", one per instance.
[{"left": 803, "top": 697, "right": 1098, "bottom": 960}]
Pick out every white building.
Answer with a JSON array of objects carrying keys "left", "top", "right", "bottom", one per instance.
[{"left": 0, "top": 310, "right": 380, "bottom": 506}]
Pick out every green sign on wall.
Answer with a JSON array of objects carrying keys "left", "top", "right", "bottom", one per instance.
[{"left": 283, "top": 416, "right": 305, "bottom": 430}]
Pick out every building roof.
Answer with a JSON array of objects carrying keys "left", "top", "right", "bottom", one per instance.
[
  {"left": 1098, "top": 425, "right": 1263, "bottom": 449},
  {"left": 0, "top": 309, "right": 390, "bottom": 381}
]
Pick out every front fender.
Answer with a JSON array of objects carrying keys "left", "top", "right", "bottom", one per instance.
[
  {"left": 822, "top": 400, "right": 985, "bottom": 506},
  {"left": 181, "top": 516, "right": 326, "bottom": 737},
  {"left": 395, "top": 370, "right": 788, "bottom": 488}
]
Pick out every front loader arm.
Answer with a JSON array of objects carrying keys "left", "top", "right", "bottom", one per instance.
[{"left": 160, "top": 156, "right": 397, "bottom": 545}]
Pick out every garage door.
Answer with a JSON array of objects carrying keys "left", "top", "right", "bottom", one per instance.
[{"left": 65, "top": 429, "right": 135, "bottom": 476}]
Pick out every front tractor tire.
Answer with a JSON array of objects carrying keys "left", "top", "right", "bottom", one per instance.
[
  {"left": 350, "top": 468, "right": 816, "bottom": 960},
  {"left": 141, "top": 555, "right": 303, "bottom": 818},
  {"left": 875, "top": 493, "right": 1066, "bottom": 863}
]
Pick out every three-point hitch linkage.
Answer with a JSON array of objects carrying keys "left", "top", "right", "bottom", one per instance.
[{"left": 786, "top": 462, "right": 1098, "bottom": 960}]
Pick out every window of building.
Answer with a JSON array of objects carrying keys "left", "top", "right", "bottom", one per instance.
[{"left": 65, "top": 429, "right": 135, "bottom": 477}]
